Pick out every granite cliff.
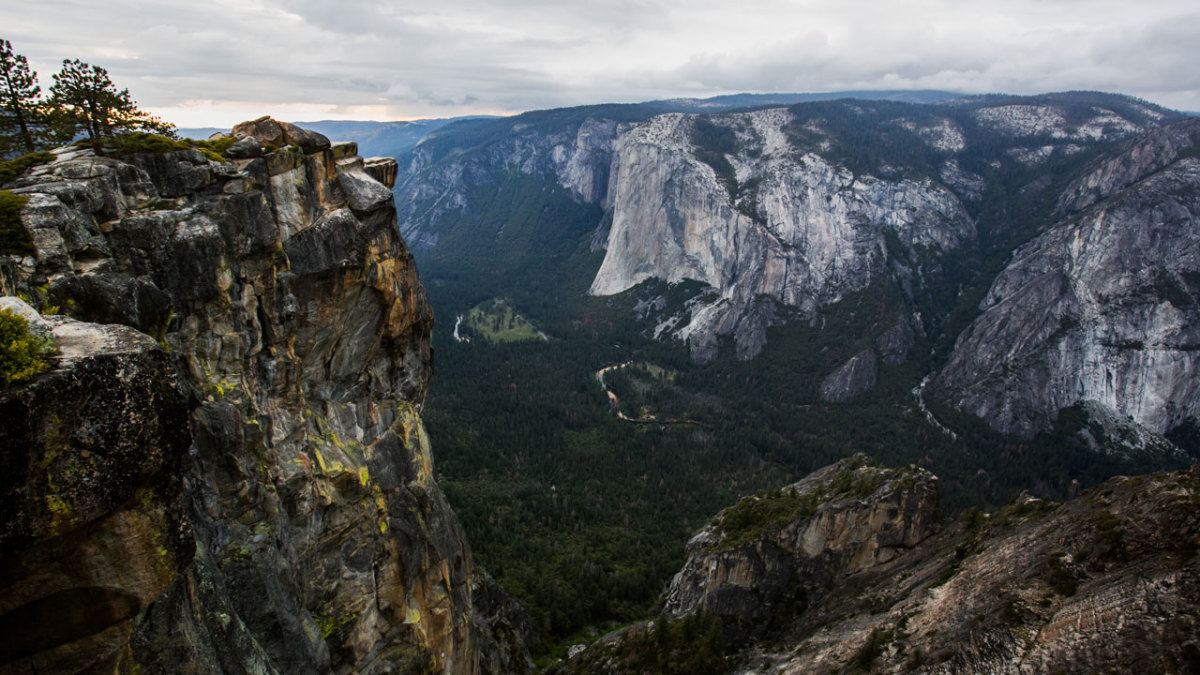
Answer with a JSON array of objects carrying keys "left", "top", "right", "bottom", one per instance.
[
  {"left": 937, "top": 118, "right": 1200, "bottom": 441},
  {"left": 0, "top": 120, "right": 530, "bottom": 673},
  {"left": 590, "top": 108, "right": 975, "bottom": 362},
  {"left": 556, "top": 456, "right": 1200, "bottom": 673}
]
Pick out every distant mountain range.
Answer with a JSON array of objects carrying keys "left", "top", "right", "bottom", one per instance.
[{"left": 177, "top": 91, "right": 969, "bottom": 158}]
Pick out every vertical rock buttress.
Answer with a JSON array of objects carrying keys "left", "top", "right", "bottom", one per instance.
[{"left": 0, "top": 121, "right": 529, "bottom": 673}]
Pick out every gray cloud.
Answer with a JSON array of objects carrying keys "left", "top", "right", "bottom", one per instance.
[{"left": 5, "top": 0, "right": 1199, "bottom": 127}]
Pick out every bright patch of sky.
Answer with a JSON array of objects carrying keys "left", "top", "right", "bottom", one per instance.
[{"left": 7, "top": 0, "right": 1199, "bottom": 127}]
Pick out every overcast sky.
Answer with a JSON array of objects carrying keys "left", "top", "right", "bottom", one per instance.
[{"left": 7, "top": 0, "right": 1200, "bottom": 127}]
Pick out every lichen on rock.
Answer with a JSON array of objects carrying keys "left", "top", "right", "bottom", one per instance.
[{"left": 0, "top": 120, "right": 531, "bottom": 673}]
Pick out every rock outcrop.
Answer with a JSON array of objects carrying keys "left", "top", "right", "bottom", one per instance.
[
  {"left": 0, "top": 121, "right": 530, "bottom": 673},
  {"left": 582, "top": 97, "right": 1171, "bottom": 362},
  {"left": 937, "top": 119, "right": 1200, "bottom": 439},
  {"left": 661, "top": 456, "right": 938, "bottom": 630},
  {"left": 559, "top": 459, "right": 1200, "bottom": 674},
  {"left": 819, "top": 349, "right": 878, "bottom": 403}
]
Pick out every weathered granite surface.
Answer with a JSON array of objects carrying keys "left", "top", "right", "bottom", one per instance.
[
  {"left": 559, "top": 458, "right": 1200, "bottom": 674},
  {"left": 937, "top": 119, "right": 1200, "bottom": 439},
  {"left": 0, "top": 121, "right": 530, "bottom": 674}
]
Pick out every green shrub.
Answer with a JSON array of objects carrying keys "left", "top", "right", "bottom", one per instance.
[
  {"left": 1092, "top": 509, "right": 1123, "bottom": 549},
  {"left": 1047, "top": 554, "right": 1078, "bottom": 596},
  {"left": 0, "top": 190, "right": 33, "bottom": 256},
  {"left": 715, "top": 487, "right": 821, "bottom": 548},
  {"left": 830, "top": 465, "right": 886, "bottom": 498},
  {"left": 621, "top": 612, "right": 727, "bottom": 675},
  {"left": 97, "top": 132, "right": 235, "bottom": 162},
  {"left": 0, "top": 151, "right": 56, "bottom": 185},
  {"left": 102, "top": 131, "right": 192, "bottom": 156},
  {"left": 0, "top": 308, "right": 54, "bottom": 388},
  {"left": 183, "top": 136, "right": 236, "bottom": 162}
]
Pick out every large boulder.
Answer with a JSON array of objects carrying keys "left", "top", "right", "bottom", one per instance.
[{"left": 232, "top": 116, "right": 331, "bottom": 154}]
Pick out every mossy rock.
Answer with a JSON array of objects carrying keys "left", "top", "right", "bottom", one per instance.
[{"left": 0, "top": 151, "right": 56, "bottom": 185}]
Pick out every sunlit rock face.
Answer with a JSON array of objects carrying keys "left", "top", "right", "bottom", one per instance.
[
  {"left": 590, "top": 109, "right": 974, "bottom": 362},
  {"left": 0, "top": 120, "right": 530, "bottom": 674}
]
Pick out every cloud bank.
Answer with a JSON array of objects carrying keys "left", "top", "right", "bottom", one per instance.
[{"left": 7, "top": 0, "right": 1199, "bottom": 126}]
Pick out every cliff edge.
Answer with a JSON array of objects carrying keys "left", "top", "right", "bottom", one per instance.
[{"left": 0, "top": 121, "right": 530, "bottom": 673}]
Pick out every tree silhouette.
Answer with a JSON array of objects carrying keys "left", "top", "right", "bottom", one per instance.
[
  {"left": 48, "top": 59, "right": 174, "bottom": 153},
  {"left": 0, "top": 39, "right": 42, "bottom": 156}
]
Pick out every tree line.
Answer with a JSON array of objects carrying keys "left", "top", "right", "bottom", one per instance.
[{"left": 1, "top": 39, "right": 173, "bottom": 159}]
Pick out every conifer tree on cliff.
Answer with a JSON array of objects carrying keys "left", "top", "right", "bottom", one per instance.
[
  {"left": 0, "top": 39, "right": 42, "bottom": 157},
  {"left": 48, "top": 59, "right": 175, "bottom": 154}
]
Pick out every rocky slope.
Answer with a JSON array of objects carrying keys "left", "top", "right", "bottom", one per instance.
[
  {"left": 591, "top": 96, "right": 1182, "bottom": 363},
  {"left": 0, "top": 120, "right": 530, "bottom": 673},
  {"left": 661, "top": 456, "right": 939, "bottom": 628},
  {"left": 557, "top": 457, "right": 1200, "bottom": 674},
  {"left": 394, "top": 114, "right": 619, "bottom": 251},
  {"left": 937, "top": 118, "right": 1200, "bottom": 440}
]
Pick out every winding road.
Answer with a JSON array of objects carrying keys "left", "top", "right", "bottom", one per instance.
[{"left": 594, "top": 362, "right": 710, "bottom": 427}]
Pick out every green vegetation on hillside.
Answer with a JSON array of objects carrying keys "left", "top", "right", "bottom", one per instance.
[
  {"left": 0, "top": 190, "right": 33, "bottom": 255},
  {"left": 0, "top": 151, "right": 55, "bottom": 185},
  {"left": 0, "top": 308, "right": 54, "bottom": 387},
  {"left": 546, "top": 611, "right": 727, "bottom": 675},
  {"left": 93, "top": 131, "right": 235, "bottom": 162},
  {"left": 713, "top": 456, "right": 893, "bottom": 549}
]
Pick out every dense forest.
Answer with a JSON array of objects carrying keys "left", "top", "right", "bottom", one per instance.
[{"left": 420, "top": 245, "right": 1188, "bottom": 659}]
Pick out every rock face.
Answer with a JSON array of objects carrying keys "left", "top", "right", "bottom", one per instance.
[
  {"left": 393, "top": 93, "right": 1176, "bottom": 363},
  {"left": 394, "top": 114, "right": 619, "bottom": 251},
  {"left": 0, "top": 121, "right": 530, "bottom": 673},
  {"left": 937, "top": 119, "right": 1200, "bottom": 439},
  {"left": 562, "top": 460, "right": 1200, "bottom": 674},
  {"left": 661, "top": 456, "right": 938, "bottom": 631},
  {"left": 819, "top": 349, "right": 878, "bottom": 403},
  {"left": 590, "top": 110, "right": 974, "bottom": 361},
  {"left": 0, "top": 313, "right": 191, "bottom": 673}
]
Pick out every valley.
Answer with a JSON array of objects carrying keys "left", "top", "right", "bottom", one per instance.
[{"left": 392, "top": 91, "right": 1200, "bottom": 662}]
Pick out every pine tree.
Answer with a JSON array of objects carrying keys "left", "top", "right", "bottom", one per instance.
[
  {"left": 0, "top": 39, "right": 42, "bottom": 156},
  {"left": 48, "top": 59, "right": 174, "bottom": 154}
]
